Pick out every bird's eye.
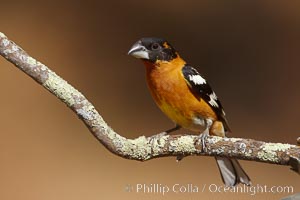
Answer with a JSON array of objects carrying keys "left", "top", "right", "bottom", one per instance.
[{"left": 151, "top": 43, "right": 160, "bottom": 50}]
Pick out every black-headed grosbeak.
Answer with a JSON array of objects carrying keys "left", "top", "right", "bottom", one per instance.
[{"left": 128, "top": 37, "right": 251, "bottom": 186}]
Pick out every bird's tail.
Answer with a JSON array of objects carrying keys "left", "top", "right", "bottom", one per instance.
[{"left": 215, "top": 156, "right": 251, "bottom": 186}]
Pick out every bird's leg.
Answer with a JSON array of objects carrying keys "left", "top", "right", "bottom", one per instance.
[
  {"left": 149, "top": 124, "right": 183, "bottom": 162},
  {"left": 149, "top": 124, "right": 181, "bottom": 144},
  {"left": 164, "top": 124, "right": 181, "bottom": 134},
  {"left": 199, "top": 119, "right": 213, "bottom": 152}
]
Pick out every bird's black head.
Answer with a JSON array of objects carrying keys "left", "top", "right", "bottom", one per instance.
[{"left": 128, "top": 37, "right": 178, "bottom": 63}]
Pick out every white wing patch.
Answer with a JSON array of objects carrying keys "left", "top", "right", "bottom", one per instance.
[
  {"left": 189, "top": 74, "right": 206, "bottom": 85},
  {"left": 208, "top": 92, "right": 219, "bottom": 107}
]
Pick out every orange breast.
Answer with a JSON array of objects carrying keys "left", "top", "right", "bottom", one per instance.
[{"left": 143, "top": 58, "right": 217, "bottom": 132}]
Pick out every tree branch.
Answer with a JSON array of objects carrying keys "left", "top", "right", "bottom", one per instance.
[{"left": 0, "top": 32, "right": 299, "bottom": 174}]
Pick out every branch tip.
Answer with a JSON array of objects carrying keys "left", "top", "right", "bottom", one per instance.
[{"left": 289, "top": 156, "right": 300, "bottom": 175}]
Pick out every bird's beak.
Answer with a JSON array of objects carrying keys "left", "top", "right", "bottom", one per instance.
[{"left": 128, "top": 40, "right": 149, "bottom": 59}]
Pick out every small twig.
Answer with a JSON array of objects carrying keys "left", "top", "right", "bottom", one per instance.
[{"left": 0, "top": 32, "right": 299, "bottom": 174}]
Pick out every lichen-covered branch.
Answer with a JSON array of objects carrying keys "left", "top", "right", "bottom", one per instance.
[{"left": 0, "top": 32, "right": 299, "bottom": 174}]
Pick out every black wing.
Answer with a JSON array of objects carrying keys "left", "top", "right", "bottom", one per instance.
[{"left": 182, "top": 64, "right": 231, "bottom": 132}]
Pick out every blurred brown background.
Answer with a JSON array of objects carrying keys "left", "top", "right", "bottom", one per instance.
[{"left": 0, "top": 0, "right": 299, "bottom": 199}]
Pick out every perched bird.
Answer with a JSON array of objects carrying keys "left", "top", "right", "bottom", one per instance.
[{"left": 128, "top": 37, "right": 251, "bottom": 186}]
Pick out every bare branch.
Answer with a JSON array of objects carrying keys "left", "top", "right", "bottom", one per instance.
[{"left": 0, "top": 32, "right": 299, "bottom": 174}]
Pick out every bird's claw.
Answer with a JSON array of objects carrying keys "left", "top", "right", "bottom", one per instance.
[
  {"left": 149, "top": 132, "right": 167, "bottom": 145},
  {"left": 199, "top": 132, "right": 209, "bottom": 152}
]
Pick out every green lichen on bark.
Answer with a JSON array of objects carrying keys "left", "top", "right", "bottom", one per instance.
[
  {"left": 169, "top": 136, "right": 196, "bottom": 153},
  {"left": 43, "top": 71, "right": 76, "bottom": 107},
  {"left": 120, "top": 136, "right": 151, "bottom": 160},
  {"left": 258, "top": 143, "right": 292, "bottom": 162}
]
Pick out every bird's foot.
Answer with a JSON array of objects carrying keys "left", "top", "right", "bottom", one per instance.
[
  {"left": 149, "top": 131, "right": 168, "bottom": 145},
  {"left": 149, "top": 125, "right": 180, "bottom": 145},
  {"left": 199, "top": 132, "right": 209, "bottom": 152}
]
